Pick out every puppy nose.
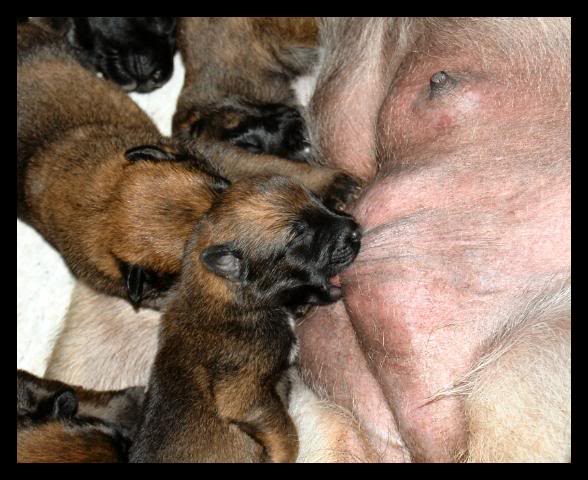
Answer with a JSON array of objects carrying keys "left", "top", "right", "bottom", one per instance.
[
  {"left": 347, "top": 225, "right": 361, "bottom": 245},
  {"left": 343, "top": 221, "right": 362, "bottom": 248}
]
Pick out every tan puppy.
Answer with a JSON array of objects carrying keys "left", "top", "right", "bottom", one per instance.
[
  {"left": 17, "top": 370, "right": 144, "bottom": 463},
  {"left": 129, "top": 176, "right": 361, "bottom": 462},
  {"left": 173, "top": 17, "right": 321, "bottom": 163},
  {"left": 174, "top": 17, "right": 317, "bottom": 124},
  {"left": 17, "top": 21, "right": 228, "bottom": 308},
  {"left": 18, "top": 21, "right": 358, "bottom": 309}
]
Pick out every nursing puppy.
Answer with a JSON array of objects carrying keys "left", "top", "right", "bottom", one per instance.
[
  {"left": 18, "top": 21, "right": 359, "bottom": 309},
  {"left": 31, "top": 17, "right": 177, "bottom": 93},
  {"left": 173, "top": 17, "right": 319, "bottom": 162},
  {"left": 130, "top": 176, "right": 361, "bottom": 462},
  {"left": 17, "top": 370, "right": 144, "bottom": 463}
]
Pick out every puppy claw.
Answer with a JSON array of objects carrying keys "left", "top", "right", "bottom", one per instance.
[{"left": 323, "top": 173, "right": 363, "bottom": 212}]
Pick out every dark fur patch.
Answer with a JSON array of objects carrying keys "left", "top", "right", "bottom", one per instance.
[
  {"left": 17, "top": 370, "right": 145, "bottom": 463},
  {"left": 173, "top": 18, "right": 319, "bottom": 160},
  {"left": 37, "top": 17, "right": 176, "bottom": 92},
  {"left": 130, "top": 176, "right": 362, "bottom": 463}
]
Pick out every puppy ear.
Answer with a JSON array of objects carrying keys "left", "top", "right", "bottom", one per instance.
[
  {"left": 76, "top": 386, "right": 146, "bottom": 439},
  {"left": 201, "top": 244, "right": 243, "bottom": 282},
  {"left": 17, "top": 370, "right": 78, "bottom": 419},
  {"left": 118, "top": 262, "right": 145, "bottom": 309},
  {"left": 124, "top": 145, "right": 175, "bottom": 163},
  {"left": 50, "top": 390, "right": 78, "bottom": 419}
]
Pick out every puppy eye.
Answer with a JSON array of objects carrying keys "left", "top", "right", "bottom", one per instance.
[{"left": 290, "top": 221, "right": 312, "bottom": 244}]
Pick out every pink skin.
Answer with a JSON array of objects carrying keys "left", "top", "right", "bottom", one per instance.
[{"left": 298, "top": 19, "right": 570, "bottom": 462}]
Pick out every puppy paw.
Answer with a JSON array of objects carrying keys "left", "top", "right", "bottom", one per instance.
[{"left": 322, "top": 173, "right": 364, "bottom": 212}]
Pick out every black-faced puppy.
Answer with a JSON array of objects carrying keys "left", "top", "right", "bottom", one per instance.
[
  {"left": 17, "top": 370, "right": 144, "bottom": 463},
  {"left": 17, "top": 21, "right": 227, "bottom": 309},
  {"left": 32, "top": 17, "right": 177, "bottom": 92},
  {"left": 130, "top": 176, "right": 361, "bottom": 463},
  {"left": 173, "top": 17, "right": 319, "bottom": 161}
]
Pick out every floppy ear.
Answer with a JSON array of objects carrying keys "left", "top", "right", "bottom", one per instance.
[
  {"left": 124, "top": 145, "right": 175, "bottom": 163},
  {"left": 201, "top": 244, "right": 243, "bottom": 282},
  {"left": 117, "top": 262, "right": 145, "bottom": 309},
  {"left": 77, "top": 386, "right": 146, "bottom": 439},
  {"left": 35, "top": 389, "right": 79, "bottom": 420},
  {"left": 51, "top": 390, "right": 78, "bottom": 418}
]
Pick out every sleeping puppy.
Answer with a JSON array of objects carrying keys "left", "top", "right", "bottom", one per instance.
[
  {"left": 17, "top": 20, "right": 360, "bottom": 309},
  {"left": 17, "top": 370, "right": 144, "bottom": 463},
  {"left": 130, "top": 176, "right": 361, "bottom": 462},
  {"left": 17, "top": 20, "right": 226, "bottom": 309},
  {"left": 173, "top": 17, "right": 319, "bottom": 162},
  {"left": 31, "top": 17, "right": 176, "bottom": 93}
]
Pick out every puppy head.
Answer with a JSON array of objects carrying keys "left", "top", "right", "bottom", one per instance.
[
  {"left": 188, "top": 176, "right": 361, "bottom": 314},
  {"left": 17, "top": 370, "right": 145, "bottom": 444},
  {"left": 67, "top": 17, "right": 176, "bottom": 93},
  {"left": 17, "top": 370, "right": 79, "bottom": 427}
]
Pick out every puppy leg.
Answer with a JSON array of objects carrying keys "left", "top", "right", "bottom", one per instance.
[
  {"left": 288, "top": 368, "right": 381, "bottom": 462},
  {"left": 234, "top": 393, "right": 299, "bottom": 463},
  {"left": 215, "top": 382, "right": 299, "bottom": 463}
]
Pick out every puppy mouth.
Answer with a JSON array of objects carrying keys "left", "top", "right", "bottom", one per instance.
[
  {"left": 321, "top": 282, "right": 342, "bottom": 303},
  {"left": 326, "top": 278, "right": 342, "bottom": 302}
]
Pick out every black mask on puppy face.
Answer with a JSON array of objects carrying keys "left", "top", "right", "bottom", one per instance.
[
  {"left": 67, "top": 17, "right": 176, "bottom": 93},
  {"left": 198, "top": 178, "right": 362, "bottom": 315}
]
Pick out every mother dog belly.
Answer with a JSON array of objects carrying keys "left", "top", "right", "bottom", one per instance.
[{"left": 298, "top": 17, "right": 571, "bottom": 462}]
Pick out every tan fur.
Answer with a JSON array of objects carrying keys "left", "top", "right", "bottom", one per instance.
[
  {"left": 17, "top": 370, "right": 144, "bottom": 463},
  {"left": 288, "top": 369, "right": 379, "bottom": 462},
  {"left": 130, "top": 176, "right": 360, "bottom": 462},
  {"left": 18, "top": 422, "right": 123, "bottom": 463},
  {"left": 185, "top": 136, "right": 361, "bottom": 211},
  {"left": 170, "top": 17, "right": 353, "bottom": 193},
  {"left": 47, "top": 282, "right": 379, "bottom": 463},
  {"left": 17, "top": 22, "right": 225, "bottom": 305},
  {"left": 130, "top": 177, "right": 317, "bottom": 462}
]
